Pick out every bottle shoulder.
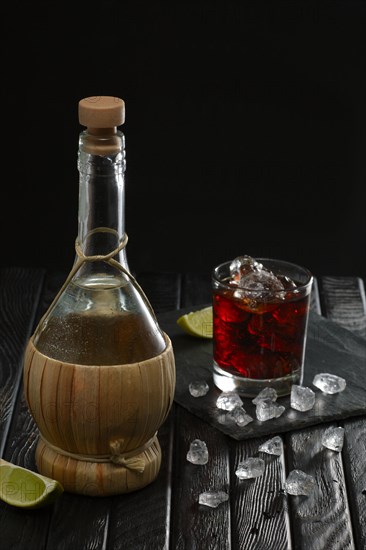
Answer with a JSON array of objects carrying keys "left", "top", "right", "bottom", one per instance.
[{"left": 33, "top": 273, "right": 166, "bottom": 365}]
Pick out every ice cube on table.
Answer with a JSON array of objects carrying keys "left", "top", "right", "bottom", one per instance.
[
  {"left": 252, "top": 387, "right": 278, "bottom": 404},
  {"left": 189, "top": 380, "right": 209, "bottom": 397},
  {"left": 313, "top": 373, "right": 347, "bottom": 394},
  {"left": 186, "top": 439, "right": 209, "bottom": 465},
  {"left": 198, "top": 491, "right": 229, "bottom": 508},
  {"left": 235, "top": 457, "right": 265, "bottom": 480},
  {"left": 258, "top": 435, "right": 283, "bottom": 456},
  {"left": 290, "top": 385, "right": 316, "bottom": 412},
  {"left": 216, "top": 391, "right": 243, "bottom": 411},
  {"left": 255, "top": 398, "right": 285, "bottom": 421},
  {"left": 285, "top": 469, "right": 316, "bottom": 496},
  {"left": 321, "top": 426, "right": 345, "bottom": 452}
]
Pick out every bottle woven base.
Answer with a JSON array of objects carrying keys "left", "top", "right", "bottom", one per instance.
[
  {"left": 35, "top": 434, "right": 162, "bottom": 496},
  {"left": 24, "top": 334, "right": 175, "bottom": 496}
]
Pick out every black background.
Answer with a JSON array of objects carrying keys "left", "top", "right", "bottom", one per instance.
[{"left": 3, "top": 1, "right": 366, "bottom": 279}]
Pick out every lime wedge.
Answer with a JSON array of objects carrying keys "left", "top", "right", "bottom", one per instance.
[
  {"left": 0, "top": 458, "right": 64, "bottom": 509},
  {"left": 177, "top": 306, "right": 213, "bottom": 338}
]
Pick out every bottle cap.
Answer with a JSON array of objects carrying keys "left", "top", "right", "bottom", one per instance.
[{"left": 78, "top": 96, "right": 125, "bottom": 129}]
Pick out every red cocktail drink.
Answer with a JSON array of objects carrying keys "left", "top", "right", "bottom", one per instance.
[{"left": 212, "top": 256, "right": 313, "bottom": 397}]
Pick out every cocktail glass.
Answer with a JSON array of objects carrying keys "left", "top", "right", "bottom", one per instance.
[{"left": 212, "top": 256, "right": 313, "bottom": 397}]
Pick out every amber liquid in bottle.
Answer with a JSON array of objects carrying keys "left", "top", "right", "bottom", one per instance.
[{"left": 35, "top": 275, "right": 165, "bottom": 365}]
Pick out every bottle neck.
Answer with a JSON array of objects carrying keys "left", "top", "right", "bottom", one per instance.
[{"left": 76, "top": 129, "right": 129, "bottom": 271}]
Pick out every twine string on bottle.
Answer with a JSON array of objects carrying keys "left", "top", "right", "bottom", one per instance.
[
  {"left": 36, "top": 227, "right": 158, "bottom": 329},
  {"left": 39, "top": 433, "right": 158, "bottom": 473}
]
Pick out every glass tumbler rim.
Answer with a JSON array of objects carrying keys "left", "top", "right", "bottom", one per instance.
[{"left": 212, "top": 257, "right": 313, "bottom": 295}]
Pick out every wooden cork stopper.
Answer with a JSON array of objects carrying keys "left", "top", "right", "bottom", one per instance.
[
  {"left": 78, "top": 96, "right": 125, "bottom": 129},
  {"left": 78, "top": 96, "right": 125, "bottom": 155}
]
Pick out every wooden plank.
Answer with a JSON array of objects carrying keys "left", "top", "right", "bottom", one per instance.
[
  {"left": 45, "top": 493, "right": 110, "bottom": 550},
  {"left": 284, "top": 277, "right": 356, "bottom": 549},
  {"left": 319, "top": 276, "right": 366, "bottom": 338},
  {"left": 229, "top": 436, "right": 290, "bottom": 549},
  {"left": 320, "top": 275, "right": 366, "bottom": 550},
  {"left": 170, "top": 406, "right": 231, "bottom": 550},
  {"left": 0, "top": 267, "right": 44, "bottom": 456},
  {"left": 0, "top": 502, "right": 53, "bottom": 550},
  {"left": 285, "top": 275, "right": 366, "bottom": 549},
  {"left": 0, "top": 268, "right": 50, "bottom": 550},
  {"left": 341, "top": 416, "right": 366, "bottom": 549},
  {"left": 0, "top": 391, "right": 53, "bottom": 550},
  {"left": 168, "top": 273, "right": 230, "bottom": 548},
  {"left": 107, "top": 410, "right": 174, "bottom": 550},
  {"left": 286, "top": 424, "right": 355, "bottom": 550}
]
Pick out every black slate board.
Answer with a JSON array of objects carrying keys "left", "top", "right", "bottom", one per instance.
[{"left": 157, "top": 306, "right": 366, "bottom": 441}]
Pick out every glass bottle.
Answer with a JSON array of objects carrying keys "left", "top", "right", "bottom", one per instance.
[
  {"left": 33, "top": 96, "right": 166, "bottom": 365},
  {"left": 23, "top": 97, "right": 175, "bottom": 496}
]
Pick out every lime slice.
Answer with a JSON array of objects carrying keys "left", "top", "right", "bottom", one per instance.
[
  {"left": 0, "top": 458, "right": 64, "bottom": 509},
  {"left": 177, "top": 306, "right": 213, "bottom": 338}
]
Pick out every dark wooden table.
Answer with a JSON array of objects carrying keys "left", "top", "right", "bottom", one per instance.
[{"left": 0, "top": 268, "right": 365, "bottom": 550}]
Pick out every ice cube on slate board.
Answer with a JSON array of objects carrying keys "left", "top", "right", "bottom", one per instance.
[
  {"left": 228, "top": 406, "right": 254, "bottom": 427},
  {"left": 290, "top": 385, "right": 316, "bottom": 412},
  {"left": 216, "top": 391, "right": 243, "bottom": 411},
  {"left": 256, "top": 398, "right": 285, "bottom": 421},
  {"left": 313, "top": 373, "right": 346, "bottom": 394},
  {"left": 189, "top": 380, "right": 209, "bottom": 397},
  {"left": 252, "top": 387, "right": 278, "bottom": 404}
]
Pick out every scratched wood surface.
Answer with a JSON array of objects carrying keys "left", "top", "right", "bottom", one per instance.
[{"left": 0, "top": 268, "right": 365, "bottom": 550}]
